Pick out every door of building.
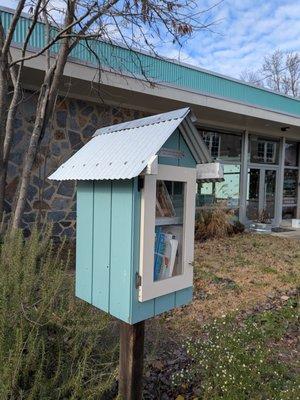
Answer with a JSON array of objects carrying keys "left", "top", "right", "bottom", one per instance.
[{"left": 246, "top": 167, "right": 277, "bottom": 222}]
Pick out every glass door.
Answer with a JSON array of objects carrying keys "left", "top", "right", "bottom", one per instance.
[
  {"left": 264, "top": 170, "right": 276, "bottom": 219},
  {"left": 246, "top": 169, "right": 260, "bottom": 220},
  {"left": 247, "top": 168, "right": 277, "bottom": 222},
  {"left": 282, "top": 169, "right": 298, "bottom": 219}
]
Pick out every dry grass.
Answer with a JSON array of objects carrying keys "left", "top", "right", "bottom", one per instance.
[
  {"left": 170, "top": 233, "right": 300, "bottom": 330},
  {"left": 195, "top": 206, "right": 234, "bottom": 241}
]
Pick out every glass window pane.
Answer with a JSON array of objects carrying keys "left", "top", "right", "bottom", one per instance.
[
  {"left": 201, "top": 131, "right": 241, "bottom": 162},
  {"left": 197, "top": 164, "right": 240, "bottom": 211},
  {"left": 282, "top": 206, "right": 297, "bottom": 219},
  {"left": 282, "top": 169, "right": 298, "bottom": 219},
  {"left": 264, "top": 170, "right": 276, "bottom": 219},
  {"left": 154, "top": 180, "right": 184, "bottom": 281},
  {"left": 246, "top": 168, "right": 260, "bottom": 220},
  {"left": 285, "top": 142, "right": 298, "bottom": 166},
  {"left": 197, "top": 182, "right": 214, "bottom": 206},
  {"left": 250, "top": 136, "right": 279, "bottom": 164},
  {"left": 283, "top": 169, "right": 298, "bottom": 198},
  {"left": 215, "top": 164, "right": 240, "bottom": 208},
  {"left": 219, "top": 134, "right": 242, "bottom": 161}
]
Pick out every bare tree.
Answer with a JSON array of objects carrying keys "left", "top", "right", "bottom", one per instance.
[
  {"left": 262, "top": 49, "right": 284, "bottom": 93},
  {"left": 0, "top": 0, "right": 217, "bottom": 228},
  {"left": 240, "top": 49, "right": 300, "bottom": 98},
  {"left": 239, "top": 69, "right": 264, "bottom": 87},
  {"left": 283, "top": 52, "right": 300, "bottom": 97}
]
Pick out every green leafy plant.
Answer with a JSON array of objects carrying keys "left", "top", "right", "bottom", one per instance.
[{"left": 0, "top": 228, "right": 118, "bottom": 399}]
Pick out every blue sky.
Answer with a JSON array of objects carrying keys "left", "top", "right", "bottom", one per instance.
[
  {"left": 158, "top": 0, "right": 300, "bottom": 78},
  {"left": 1, "top": 0, "right": 300, "bottom": 79}
]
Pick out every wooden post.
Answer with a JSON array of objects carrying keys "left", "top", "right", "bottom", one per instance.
[{"left": 118, "top": 320, "right": 145, "bottom": 400}]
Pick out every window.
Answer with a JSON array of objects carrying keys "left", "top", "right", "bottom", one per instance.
[
  {"left": 139, "top": 165, "right": 196, "bottom": 301},
  {"left": 154, "top": 180, "right": 184, "bottom": 281},
  {"left": 266, "top": 142, "right": 276, "bottom": 163},
  {"left": 285, "top": 142, "right": 298, "bottom": 166},
  {"left": 202, "top": 132, "right": 220, "bottom": 158},
  {"left": 246, "top": 169, "right": 260, "bottom": 220},
  {"left": 197, "top": 164, "right": 240, "bottom": 210},
  {"left": 250, "top": 136, "right": 279, "bottom": 164},
  {"left": 282, "top": 169, "right": 298, "bottom": 219},
  {"left": 201, "top": 131, "right": 241, "bottom": 162},
  {"left": 257, "top": 142, "right": 265, "bottom": 160}
]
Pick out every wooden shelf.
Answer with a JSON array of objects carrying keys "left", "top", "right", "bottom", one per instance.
[{"left": 155, "top": 217, "right": 182, "bottom": 226}]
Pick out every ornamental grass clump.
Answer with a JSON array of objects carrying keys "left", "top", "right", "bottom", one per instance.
[
  {"left": 0, "top": 228, "right": 117, "bottom": 399},
  {"left": 195, "top": 205, "right": 234, "bottom": 241}
]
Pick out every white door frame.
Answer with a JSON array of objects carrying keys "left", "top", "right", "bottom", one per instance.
[
  {"left": 138, "top": 164, "right": 196, "bottom": 302},
  {"left": 247, "top": 164, "right": 279, "bottom": 224}
]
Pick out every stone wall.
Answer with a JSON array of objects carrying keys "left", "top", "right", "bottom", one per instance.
[{"left": 5, "top": 92, "right": 145, "bottom": 238}]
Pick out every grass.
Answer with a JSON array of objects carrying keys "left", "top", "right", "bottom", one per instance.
[
  {"left": 169, "top": 233, "right": 300, "bottom": 329},
  {"left": 171, "top": 300, "right": 299, "bottom": 400},
  {"left": 145, "top": 233, "right": 300, "bottom": 399}
]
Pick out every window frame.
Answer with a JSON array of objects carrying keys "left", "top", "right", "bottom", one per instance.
[{"left": 138, "top": 164, "right": 196, "bottom": 302}]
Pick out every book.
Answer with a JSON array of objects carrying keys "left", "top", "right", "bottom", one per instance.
[{"left": 154, "top": 227, "right": 178, "bottom": 281}]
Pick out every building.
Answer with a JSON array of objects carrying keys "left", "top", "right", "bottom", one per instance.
[{"left": 2, "top": 6, "right": 300, "bottom": 236}]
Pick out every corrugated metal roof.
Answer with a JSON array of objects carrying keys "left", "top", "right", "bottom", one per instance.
[
  {"left": 49, "top": 108, "right": 192, "bottom": 181},
  {"left": 94, "top": 108, "right": 190, "bottom": 135}
]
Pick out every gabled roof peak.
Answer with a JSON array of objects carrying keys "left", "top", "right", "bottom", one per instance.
[
  {"left": 49, "top": 107, "right": 211, "bottom": 181},
  {"left": 94, "top": 108, "right": 190, "bottom": 136}
]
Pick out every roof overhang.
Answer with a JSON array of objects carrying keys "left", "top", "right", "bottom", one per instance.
[{"left": 10, "top": 45, "right": 300, "bottom": 140}]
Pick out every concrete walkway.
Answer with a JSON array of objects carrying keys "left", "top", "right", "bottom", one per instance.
[{"left": 271, "top": 229, "right": 300, "bottom": 240}]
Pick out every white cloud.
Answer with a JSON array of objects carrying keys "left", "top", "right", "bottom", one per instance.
[{"left": 174, "top": 0, "right": 300, "bottom": 78}]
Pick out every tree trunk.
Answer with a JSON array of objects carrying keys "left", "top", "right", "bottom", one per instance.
[
  {"left": 0, "top": 72, "right": 22, "bottom": 218},
  {"left": 12, "top": 1, "right": 75, "bottom": 229},
  {"left": 12, "top": 81, "right": 50, "bottom": 229},
  {"left": 0, "top": 59, "right": 9, "bottom": 223}
]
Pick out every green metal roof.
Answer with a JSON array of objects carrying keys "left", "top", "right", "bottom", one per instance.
[{"left": 1, "top": 6, "right": 300, "bottom": 118}]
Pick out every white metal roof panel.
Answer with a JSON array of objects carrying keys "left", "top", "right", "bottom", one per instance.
[
  {"left": 49, "top": 108, "right": 190, "bottom": 181},
  {"left": 94, "top": 108, "right": 190, "bottom": 135}
]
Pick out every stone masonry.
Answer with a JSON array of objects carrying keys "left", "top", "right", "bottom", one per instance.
[{"left": 5, "top": 91, "right": 145, "bottom": 238}]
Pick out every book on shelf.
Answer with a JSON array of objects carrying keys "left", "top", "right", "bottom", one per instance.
[{"left": 154, "top": 226, "right": 178, "bottom": 281}]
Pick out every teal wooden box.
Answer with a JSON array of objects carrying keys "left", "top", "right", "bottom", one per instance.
[
  {"left": 76, "top": 131, "right": 195, "bottom": 324},
  {"left": 49, "top": 108, "right": 212, "bottom": 324}
]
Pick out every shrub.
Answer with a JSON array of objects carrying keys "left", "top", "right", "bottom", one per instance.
[
  {"left": 0, "top": 228, "right": 118, "bottom": 399},
  {"left": 195, "top": 206, "right": 233, "bottom": 241},
  {"left": 231, "top": 220, "right": 245, "bottom": 235}
]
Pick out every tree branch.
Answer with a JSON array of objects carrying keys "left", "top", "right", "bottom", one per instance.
[
  {"left": 69, "top": 0, "right": 120, "bottom": 51},
  {"left": 10, "top": 1, "right": 97, "bottom": 67},
  {"left": 1, "top": 0, "right": 27, "bottom": 57}
]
